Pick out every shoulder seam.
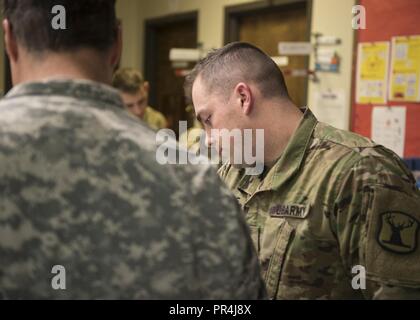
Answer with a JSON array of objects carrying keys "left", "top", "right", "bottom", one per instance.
[{"left": 316, "top": 136, "right": 377, "bottom": 156}]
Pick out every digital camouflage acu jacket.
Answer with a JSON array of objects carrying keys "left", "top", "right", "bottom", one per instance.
[{"left": 0, "top": 79, "right": 266, "bottom": 300}]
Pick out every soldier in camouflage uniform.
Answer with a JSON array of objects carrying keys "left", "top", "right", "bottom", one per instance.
[
  {"left": 185, "top": 42, "right": 420, "bottom": 299},
  {"left": 0, "top": 1, "right": 265, "bottom": 300},
  {"left": 112, "top": 68, "right": 168, "bottom": 130}
]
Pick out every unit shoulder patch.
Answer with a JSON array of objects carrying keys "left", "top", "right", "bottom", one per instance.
[{"left": 377, "top": 211, "right": 419, "bottom": 254}]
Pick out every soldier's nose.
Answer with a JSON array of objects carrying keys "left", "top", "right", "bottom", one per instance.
[
  {"left": 205, "top": 132, "right": 214, "bottom": 148},
  {"left": 133, "top": 106, "right": 142, "bottom": 116}
]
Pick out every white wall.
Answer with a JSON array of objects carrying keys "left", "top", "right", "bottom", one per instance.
[{"left": 116, "top": 0, "right": 145, "bottom": 71}]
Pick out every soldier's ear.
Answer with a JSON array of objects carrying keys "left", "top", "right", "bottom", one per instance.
[
  {"left": 143, "top": 81, "right": 150, "bottom": 93},
  {"left": 234, "top": 82, "right": 253, "bottom": 116},
  {"left": 3, "top": 19, "right": 19, "bottom": 63}
]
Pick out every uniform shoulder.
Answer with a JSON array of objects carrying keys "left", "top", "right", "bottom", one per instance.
[
  {"left": 144, "top": 106, "right": 167, "bottom": 130},
  {"left": 314, "top": 122, "right": 377, "bottom": 151},
  {"left": 146, "top": 106, "right": 166, "bottom": 120},
  {"left": 311, "top": 122, "right": 403, "bottom": 171},
  {"left": 316, "top": 123, "right": 417, "bottom": 195},
  {"left": 307, "top": 122, "right": 415, "bottom": 193}
]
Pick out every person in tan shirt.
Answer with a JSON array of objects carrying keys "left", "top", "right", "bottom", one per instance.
[{"left": 113, "top": 68, "right": 167, "bottom": 130}]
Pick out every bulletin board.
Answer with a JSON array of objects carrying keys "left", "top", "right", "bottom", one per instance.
[{"left": 351, "top": 0, "right": 420, "bottom": 157}]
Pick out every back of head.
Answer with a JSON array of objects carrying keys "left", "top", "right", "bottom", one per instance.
[
  {"left": 3, "top": 0, "right": 118, "bottom": 54},
  {"left": 112, "top": 68, "right": 144, "bottom": 94},
  {"left": 185, "top": 42, "right": 290, "bottom": 103}
]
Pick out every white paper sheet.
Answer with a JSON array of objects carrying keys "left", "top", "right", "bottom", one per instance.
[
  {"left": 372, "top": 106, "right": 406, "bottom": 158},
  {"left": 313, "top": 89, "right": 347, "bottom": 130}
]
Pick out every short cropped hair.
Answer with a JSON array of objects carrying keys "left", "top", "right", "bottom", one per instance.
[
  {"left": 184, "top": 42, "right": 290, "bottom": 104},
  {"left": 3, "top": 0, "right": 118, "bottom": 53},
  {"left": 112, "top": 68, "right": 145, "bottom": 94}
]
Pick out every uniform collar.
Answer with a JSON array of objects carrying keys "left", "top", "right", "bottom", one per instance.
[
  {"left": 5, "top": 78, "right": 124, "bottom": 110},
  {"left": 258, "top": 108, "right": 318, "bottom": 192}
]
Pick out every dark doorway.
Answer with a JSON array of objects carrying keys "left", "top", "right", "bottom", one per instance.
[
  {"left": 145, "top": 12, "right": 198, "bottom": 136},
  {"left": 225, "top": 0, "right": 312, "bottom": 108}
]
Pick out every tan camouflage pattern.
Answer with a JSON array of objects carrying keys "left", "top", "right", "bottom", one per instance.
[
  {"left": 218, "top": 108, "right": 420, "bottom": 300},
  {"left": 143, "top": 106, "right": 167, "bottom": 130},
  {"left": 179, "top": 118, "right": 206, "bottom": 157},
  {"left": 0, "top": 79, "right": 266, "bottom": 300}
]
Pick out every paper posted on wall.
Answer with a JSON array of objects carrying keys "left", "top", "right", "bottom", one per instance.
[
  {"left": 389, "top": 35, "right": 420, "bottom": 102},
  {"left": 356, "top": 42, "right": 390, "bottom": 105},
  {"left": 372, "top": 106, "right": 407, "bottom": 158},
  {"left": 313, "top": 89, "right": 347, "bottom": 130}
]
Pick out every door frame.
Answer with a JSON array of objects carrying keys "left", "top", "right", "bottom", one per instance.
[
  {"left": 224, "top": 0, "right": 313, "bottom": 106},
  {"left": 144, "top": 11, "right": 198, "bottom": 108}
]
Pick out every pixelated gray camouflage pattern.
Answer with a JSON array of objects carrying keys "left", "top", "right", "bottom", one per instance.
[{"left": 0, "top": 79, "right": 266, "bottom": 300}]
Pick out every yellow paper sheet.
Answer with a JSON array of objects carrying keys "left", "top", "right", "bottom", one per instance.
[
  {"left": 356, "top": 42, "right": 390, "bottom": 104},
  {"left": 389, "top": 35, "right": 420, "bottom": 102}
]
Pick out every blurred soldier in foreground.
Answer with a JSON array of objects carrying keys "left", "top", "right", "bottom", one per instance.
[
  {"left": 0, "top": 2, "right": 265, "bottom": 300},
  {"left": 185, "top": 42, "right": 420, "bottom": 300},
  {"left": 112, "top": 68, "right": 167, "bottom": 130}
]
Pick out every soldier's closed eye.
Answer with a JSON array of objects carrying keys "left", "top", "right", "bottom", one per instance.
[{"left": 204, "top": 115, "right": 212, "bottom": 126}]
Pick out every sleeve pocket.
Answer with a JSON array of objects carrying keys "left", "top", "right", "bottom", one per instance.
[{"left": 260, "top": 218, "right": 295, "bottom": 299}]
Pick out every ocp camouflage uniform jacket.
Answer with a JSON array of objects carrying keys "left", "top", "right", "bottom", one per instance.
[{"left": 219, "top": 109, "right": 420, "bottom": 300}]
